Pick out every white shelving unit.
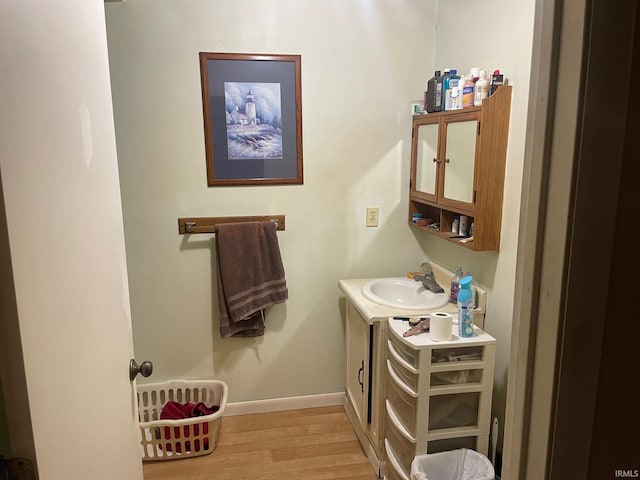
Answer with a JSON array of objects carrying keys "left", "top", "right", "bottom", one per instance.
[{"left": 384, "top": 318, "right": 496, "bottom": 480}]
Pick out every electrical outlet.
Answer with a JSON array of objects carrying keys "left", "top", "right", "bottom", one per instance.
[{"left": 366, "top": 207, "right": 379, "bottom": 227}]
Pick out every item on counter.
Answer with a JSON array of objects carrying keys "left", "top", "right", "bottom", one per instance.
[
  {"left": 452, "top": 215, "right": 460, "bottom": 234},
  {"left": 403, "top": 317, "right": 430, "bottom": 337},
  {"left": 450, "top": 266, "right": 463, "bottom": 304},
  {"left": 393, "top": 316, "right": 428, "bottom": 322},
  {"left": 457, "top": 275, "right": 474, "bottom": 338},
  {"left": 430, "top": 312, "right": 453, "bottom": 341}
]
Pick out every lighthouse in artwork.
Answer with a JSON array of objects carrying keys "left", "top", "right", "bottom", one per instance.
[{"left": 245, "top": 90, "right": 257, "bottom": 124}]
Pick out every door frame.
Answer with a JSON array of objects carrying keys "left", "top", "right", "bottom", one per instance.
[{"left": 504, "top": 0, "right": 637, "bottom": 478}]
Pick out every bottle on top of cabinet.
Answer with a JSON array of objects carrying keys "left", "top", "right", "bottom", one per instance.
[
  {"left": 438, "top": 68, "right": 451, "bottom": 111},
  {"left": 490, "top": 70, "right": 505, "bottom": 96},
  {"left": 425, "top": 70, "right": 442, "bottom": 113},
  {"left": 462, "top": 75, "right": 475, "bottom": 108},
  {"left": 474, "top": 70, "right": 489, "bottom": 106},
  {"left": 444, "top": 69, "right": 462, "bottom": 111}
]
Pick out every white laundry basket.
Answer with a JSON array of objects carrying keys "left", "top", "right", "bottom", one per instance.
[
  {"left": 410, "top": 448, "right": 495, "bottom": 480},
  {"left": 136, "top": 379, "right": 228, "bottom": 461}
]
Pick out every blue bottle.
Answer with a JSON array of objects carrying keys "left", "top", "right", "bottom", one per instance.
[
  {"left": 457, "top": 275, "right": 474, "bottom": 337},
  {"left": 443, "top": 69, "right": 461, "bottom": 111}
]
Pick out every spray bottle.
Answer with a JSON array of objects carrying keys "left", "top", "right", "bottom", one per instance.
[{"left": 457, "top": 275, "right": 474, "bottom": 337}]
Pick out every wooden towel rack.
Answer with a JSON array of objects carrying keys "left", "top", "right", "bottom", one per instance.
[{"left": 178, "top": 215, "right": 286, "bottom": 234}]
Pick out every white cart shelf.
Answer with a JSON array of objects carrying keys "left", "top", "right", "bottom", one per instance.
[{"left": 383, "top": 318, "right": 496, "bottom": 480}]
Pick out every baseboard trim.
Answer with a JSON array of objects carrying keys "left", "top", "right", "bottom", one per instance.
[{"left": 225, "top": 392, "right": 346, "bottom": 416}]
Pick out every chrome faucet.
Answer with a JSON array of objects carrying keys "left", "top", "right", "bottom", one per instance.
[
  {"left": 414, "top": 261, "right": 445, "bottom": 293},
  {"left": 414, "top": 273, "right": 445, "bottom": 293}
]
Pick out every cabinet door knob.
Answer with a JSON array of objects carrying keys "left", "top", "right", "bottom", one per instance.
[
  {"left": 445, "top": 158, "right": 450, "bottom": 163},
  {"left": 432, "top": 157, "right": 438, "bottom": 163}
]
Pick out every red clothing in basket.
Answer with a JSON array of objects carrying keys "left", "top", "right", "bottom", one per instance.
[{"left": 160, "top": 401, "right": 220, "bottom": 452}]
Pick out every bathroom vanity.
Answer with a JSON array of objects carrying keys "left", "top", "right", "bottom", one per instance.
[{"left": 339, "top": 263, "right": 493, "bottom": 479}]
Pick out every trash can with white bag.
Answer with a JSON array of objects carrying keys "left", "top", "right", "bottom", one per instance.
[{"left": 410, "top": 448, "right": 495, "bottom": 480}]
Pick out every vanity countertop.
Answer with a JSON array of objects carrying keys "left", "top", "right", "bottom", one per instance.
[
  {"left": 339, "top": 278, "right": 458, "bottom": 325},
  {"left": 338, "top": 262, "right": 487, "bottom": 326}
]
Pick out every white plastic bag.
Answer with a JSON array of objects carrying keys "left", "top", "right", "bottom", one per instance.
[{"left": 410, "top": 449, "right": 495, "bottom": 480}]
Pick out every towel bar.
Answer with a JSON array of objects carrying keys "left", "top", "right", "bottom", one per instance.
[{"left": 178, "top": 215, "right": 285, "bottom": 234}]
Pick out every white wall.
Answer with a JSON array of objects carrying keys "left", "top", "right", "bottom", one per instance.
[
  {"left": 105, "top": 0, "right": 439, "bottom": 402},
  {"left": 431, "top": 0, "right": 535, "bottom": 451}
]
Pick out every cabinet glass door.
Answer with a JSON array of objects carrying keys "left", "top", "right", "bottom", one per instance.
[
  {"left": 442, "top": 118, "right": 477, "bottom": 206},
  {"left": 413, "top": 122, "right": 439, "bottom": 201}
]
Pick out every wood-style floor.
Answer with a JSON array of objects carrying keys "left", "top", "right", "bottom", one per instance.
[{"left": 142, "top": 405, "right": 378, "bottom": 480}]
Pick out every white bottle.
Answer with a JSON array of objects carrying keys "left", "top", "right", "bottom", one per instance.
[
  {"left": 459, "top": 215, "right": 469, "bottom": 236},
  {"left": 474, "top": 70, "right": 489, "bottom": 106}
]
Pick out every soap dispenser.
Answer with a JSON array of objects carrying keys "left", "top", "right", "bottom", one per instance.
[
  {"left": 450, "top": 267, "right": 463, "bottom": 304},
  {"left": 457, "top": 275, "right": 474, "bottom": 338}
]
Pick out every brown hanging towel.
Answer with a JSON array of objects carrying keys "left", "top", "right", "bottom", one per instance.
[{"left": 215, "top": 221, "right": 288, "bottom": 337}]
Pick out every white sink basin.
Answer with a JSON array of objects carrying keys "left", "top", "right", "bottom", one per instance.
[{"left": 361, "top": 277, "right": 449, "bottom": 310}]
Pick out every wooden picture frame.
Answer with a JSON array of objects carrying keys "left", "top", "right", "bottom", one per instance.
[{"left": 199, "top": 52, "right": 303, "bottom": 186}]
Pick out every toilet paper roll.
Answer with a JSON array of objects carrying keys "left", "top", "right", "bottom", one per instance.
[{"left": 430, "top": 312, "right": 453, "bottom": 341}]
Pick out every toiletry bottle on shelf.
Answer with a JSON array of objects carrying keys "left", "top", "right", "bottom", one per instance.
[
  {"left": 474, "top": 70, "right": 489, "bottom": 106},
  {"left": 459, "top": 215, "right": 469, "bottom": 236},
  {"left": 423, "top": 80, "right": 429, "bottom": 113},
  {"left": 452, "top": 214, "right": 460, "bottom": 234},
  {"left": 426, "top": 70, "right": 441, "bottom": 113},
  {"left": 490, "top": 70, "right": 504, "bottom": 96},
  {"left": 450, "top": 267, "right": 463, "bottom": 304},
  {"left": 462, "top": 75, "right": 475, "bottom": 108},
  {"left": 437, "top": 68, "right": 451, "bottom": 111},
  {"left": 458, "top": 275, "right": 474, "bottom": 337},
  {"left": 443, "top": 69, "right": 461, "bottom": 111},
  {"left": 470, "top": 67, "right": 481, "bottom": 84}
]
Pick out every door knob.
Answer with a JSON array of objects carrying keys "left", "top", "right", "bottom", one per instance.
[{"left": 130, "top": 359, "right": 153, "bottom": 381}]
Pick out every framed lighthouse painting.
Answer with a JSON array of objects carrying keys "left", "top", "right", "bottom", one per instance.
[{"left": 199, "top": 52, "right": 303, "bottom": 186}]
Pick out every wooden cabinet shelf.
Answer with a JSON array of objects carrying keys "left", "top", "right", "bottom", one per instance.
[{"left": 409, "top": 86, "right": 512, "bottom": 251}]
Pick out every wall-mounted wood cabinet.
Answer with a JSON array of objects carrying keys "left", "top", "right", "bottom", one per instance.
[{"left": 409, "top": 86, "right": 512, "bottom": 251}]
